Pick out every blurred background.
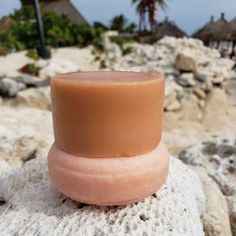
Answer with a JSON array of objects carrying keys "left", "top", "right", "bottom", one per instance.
[
  {"left": 0, "top": 1, "right": 236, "bottom": 234},
  {"left": 0, "top": 0, "right": 235, "bottom": 163}
]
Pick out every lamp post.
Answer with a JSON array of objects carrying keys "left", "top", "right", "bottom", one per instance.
[{"left": 33, "top": 0, "right": 51, "bottom": 59}]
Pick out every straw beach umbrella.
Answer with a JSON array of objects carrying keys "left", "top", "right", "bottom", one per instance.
[
  {"left": 207, "top": 13, "right": 230, "bottom": 42},
  {"left": 156, "top": 17, "right": 187, "bottom": 39},
  {"left": 0, "top": 16, "right": 12, "bottom": 30},
  {"left": 229, "top": 17, "right": 236, "bottom": 56},
  {"left": 229, "top": 17, "right": 236, "bottom": 40},
  {"left": 21, "top": 0, "right": 88, "bottom": 26},
  {"left": 192, "top": 16, "right": 215, "bottom": 44}
]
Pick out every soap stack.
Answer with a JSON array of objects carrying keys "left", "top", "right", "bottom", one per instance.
[{"left": 48, "top": 71, "right": 169, "bottom": 206}]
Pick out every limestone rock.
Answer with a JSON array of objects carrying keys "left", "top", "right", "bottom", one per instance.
[
  {"left": 165, "top": 80, "right": 184, "bottom": 97},
  {"left": 0, "top": 125, "right": 39, "bottom": 166},
  {"left": 225, "top": 80, "right": 236, "bottom": 105},
  {"left": 227, "top": 195, "right": 236, "bottom": 236},
  {"left": 180, "top": 94, "right": 202, "bottom": 121},
  {"left": 102, "top": 34, "right": 122, "bottom": 66},
  {"left": 179, "top": 138, "right": 236, "bottom": 235},
  {"left": 175, "top": 51, "right": 198, "bottom": 72},
  {"left": 0, "top": 157, "right": 205, "bottom": 236},
  {"left": 0, "top": 106, "right": 53, "bottom": 167},
  {"left": 195, "top": 68, "right": 214, "bottom": 82},
  {"left": 227, "top": 71, "right": 236, "bottom": 80},
  {"left": 212, "top": 77, "right": 224, "bottom": 85},
  {"left": 179, "top": 138, "right": 236, "bottom": 195},
  {"left": 39, "top": 59, "right": 78, "bottom": 79},
  {"left": 106, "top": 36, "right": 235, "bottom": 90},
  {"left": 3, "top": 72, "right": 43, "bottom": 87},
  {"left": 16, "top": 86, "right": 51, "bottom": 110},
  {"left": 203, "top": 89, "right": 228, "bottom": 129},
  {"left": 193, "top": 87, "right": 206, "bottom": 99},
  {"left": 165, "top": 100, "right": 181, "bottom": 112},
  {"left": 0, "top": 159, "right": 11, "bottom": 176},
  {"left": 198, "top": 99, "right": 205, "bottom": 109},
  {"left": 164, "top": 81, "right": 184, "bottom": 111},
  {"left": 0, "top": 125, "right": 18, "bottom": 163},
  {"left": 177, "top": 73, "right": 196, "bottom": 87},
  {"left": 0, "top": 78, "right": 26, "bottom": 97},
  {"left": 190, "top": 166, "right": 232, "bottom": 236}
]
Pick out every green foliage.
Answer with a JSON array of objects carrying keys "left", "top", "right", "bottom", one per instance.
[
  {"left": 93, "top": 21, "right": 108, "bottom": 31},
  {"left": 0, "top": 5, "right": 138, "bottom": 55},
  {"left": 110, "top": 14, "right": 128, "bottom": 32},
  {"left": 0, "top": 45, "right": 9, "bottom": 56},
  {"left": 0, "top": 5, "right": 103, "bottom": 53},
  {"left": 111, "top": 37, "right": 135, "bottom": 55},
  {"left": 110, "top": 14, "right": 136, "bottom": 33},
  {"left": 25, "top": 49, "right": 40, "bottom": 60},
  {"left": 19, "top": 63, "right": 40, "bottom": 76},
  {"left": 122, "top": 46, "right": 133, "bottom": 55},
  {"left": 125, "top": 23, "right": 137, "bottom": 33}
]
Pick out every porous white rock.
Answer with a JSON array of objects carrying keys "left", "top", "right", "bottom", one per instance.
[
  {"left": 39, "top": 59, "right": 78, "bottom": 79},
  {"left": 0, "top": 78, "right": 26, "bottom": 97},
  {"left": 164, "top": 80, "right": 184, "bottom": 111},
  {"left": 227, "top": 195, "right": 236, "bottom": 236},
  {"left": 2, "top": 72, "right": 43, "bottom": 87},
  {"left": 102, "top": 34, "right": 122, "bottom": 66},
  {"left": 16, "top": 86, "right": 51, "bottom": 110},
  {"left": 193, "top": 87, "right": 206, "bottom": 99},
  {"left": 0, "top": 157, "right": 205, "bottom": 236},
  {"left": 179, "top": 138, "right": 236, "bottom": 235},
  {"left": 178, "top": 73, "right": 196, "bottom": 87},
  {"left": 179, "top": 138, "right": 236, "bottom": 195},
  {"left": 0, "top": 106, "right": 53, "bottom": 167},
  {"left": 105, "top": 36, "right": 234, "bottom": 91},
  {"left": 175, "top": 51, "right": 198, "bottom": 72},
  {"left": 225, "top": 80, "right": 236, "bottom": 105},
  {"left": 190, "top": 166, "right": 232, "bottom": 236},
  {"left": 0, "top": 159, "right": 11, "bottom": 176}
]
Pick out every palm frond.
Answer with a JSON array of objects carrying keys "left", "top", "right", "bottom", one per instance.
[{"left": 156, "top": 0, "right": 168, "bottom": 10}]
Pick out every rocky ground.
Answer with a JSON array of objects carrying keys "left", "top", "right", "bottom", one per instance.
[{"left": 0, "top": 36, "right": 236, "bottom": 235}]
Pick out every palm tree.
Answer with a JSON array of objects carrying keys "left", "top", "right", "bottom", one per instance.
[
  {"left": 110, "top": 14, "right": 128, "bottom": 32},
  {"left": 132, "top": 0, "right": 167, "bottom": 33},
  {"left": 132, "top": 0, "right": 147, "bottom": 32}
]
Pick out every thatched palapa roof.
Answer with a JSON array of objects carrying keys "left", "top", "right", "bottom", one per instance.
[
  {"left": 192, "top": 16, "right": 215, "bottom": 41},
  {"left": 0, "top": 16, "right": 12, "bottom": 30},
  {"left": 21, "top": 0, "right": 88, "bottom": 26},
  {"left": 229, "top": 17, "right": 236, "bottom": 40},
  {"left": 156, "top": 17, "right": 187, "bottom": 39},
  {"left": 193, "top": 13, "right": 232, "bottom": 42},
  {"left": 207, "top": 13, "right": 230, "bottom": 41}
]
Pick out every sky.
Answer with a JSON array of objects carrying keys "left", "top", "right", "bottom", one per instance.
[{"left": 1, "top": 0, "right": 236, "bottom": 35}]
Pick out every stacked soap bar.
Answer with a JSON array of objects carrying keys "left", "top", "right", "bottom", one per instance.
[{"left": 48, "top": 72, "right": 169, "bottom": 206}]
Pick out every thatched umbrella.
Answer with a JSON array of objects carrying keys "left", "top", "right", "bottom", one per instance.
[
  {"left": 192, "top": 16, "right": 215, "bottom": 43},
  {"left": 21, "top": 0, "right": 88, "bottom": 26},
  {"left": 229, "top": 17, "right": 236, "bottom": 40},
  {"left": 0, "top": 16, "right": 12, "bottom": 30},
  {"left": 207, "top": 13, "right": 230, "bottom": 42},
  {"left": 229, "top": 17, "right": 236, "bottom": 56},
  {"left": 156, "top": 17, "right": 187, "bottom": 39}
]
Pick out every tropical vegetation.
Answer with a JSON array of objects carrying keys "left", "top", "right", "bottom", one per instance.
[
  {"left": 0, "top": 6, "right": 136, "bottom": 55},
  {"left": 110, "top": 14, "right": 136, "bottom": 33}
]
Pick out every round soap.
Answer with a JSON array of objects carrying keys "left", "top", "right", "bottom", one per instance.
[
  {"left": 51, "top": 72, "right": 164, "bottom": 157},
  {"left": 48, "top": 142, "right": 169, "bottom": 206}
]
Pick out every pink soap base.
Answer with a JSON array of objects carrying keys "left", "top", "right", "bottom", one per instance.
[{"left": 48, "top": 142, "right": 169, "bottom": 206}]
